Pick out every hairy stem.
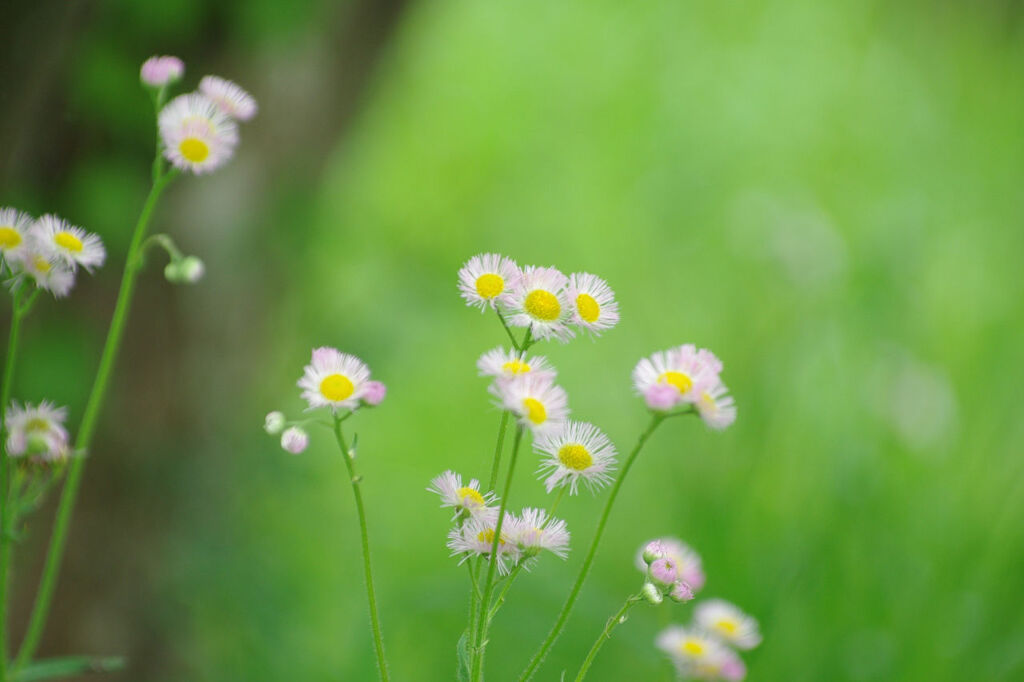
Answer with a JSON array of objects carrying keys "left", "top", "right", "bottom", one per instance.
[{"left": 574, "top": 595, "right": 641, "bottom": 681}]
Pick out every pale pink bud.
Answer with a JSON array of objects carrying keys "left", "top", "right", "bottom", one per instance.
[
  {"left": 362, "top": 381, "right": 387, "bottom": 407},
  {"left": 668, "top": 580, "right": 694, "bottom": 603},
  {"left": 649, "top": 557, "right": 678, "bottom": 587},
  {"left": 644, "top": 383, "right": 681, "bottom": 411},
  {"left": 140, "top": 56, "right": 184, "bottom": 87},
  {"left": 280, "top": 426, "right": 309, "bottom": 454},
  {"left": 642, "top": 539, "right": 667, "bottom": 565}
]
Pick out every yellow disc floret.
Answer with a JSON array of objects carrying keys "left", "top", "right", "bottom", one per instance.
[
  {"left": 457, "top": 486, "right": 485, "bottom": 507},
  {"left": 658, "top": 371, "right": 693, "bottom": 395},
  {"left": 576, "top": 293, "right": 600, "bottom": 323},
  {"left": 715, "top": 619, "right": 738, "bottom": 636},
  {"left": 33, "top": 256, "right": 52, "bottom": 273},
  {"left": 558, "top": 443, "right": 593, "bottom": 471},
  {"left": 475, "top": 273, "right": 504, "bottom": 299},
  {"left": 502, "top": 360, "right": 531, "bottom": 374},
  {"left": 54, "top": 231, "right": 83, "bottom": 253},
  {"left": 681, "top": 639, "right": 705, "bottom": 656},
  {"left": 319, "top": 373, "right": 355, "bottom": 401},
  {"left": 179, "top": 137, "right": 211, "bottom": 163},
  {"left": 0, "top": 227, "right": 21, "bottom": 249},
  {"left": 477, "top": 529, "right": 505, "bottom": 546},
  {"left": 524, "top": 290, "right": 561, "bottom": 321},
  {"left": 523, "top": 397, "right": 547, "bottom": 425}
]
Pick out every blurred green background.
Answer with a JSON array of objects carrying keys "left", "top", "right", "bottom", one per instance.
[{"left": 2, "top": 0, "right": 1023, "bottom": 679}]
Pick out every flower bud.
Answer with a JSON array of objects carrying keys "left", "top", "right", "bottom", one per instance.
[
  {"left": 668, "top": 580, "right": 694, "bottom": 603},
  {"left": 649, "top": 557, "right": 678, "bottom": 588},
  {"left": 264, "top": 411, "right": 286, "bottom": 435},
  {"left": 280, "top": 426, "right": 309, "bottom": 454},
  {"left": 641, "top": 540, "right": 666, "bottom": 565},
  {"left": 361, "top": 380, "right": 387, "bottom": 407},
  {"left": 164, "top": 261, "right": 182, "bottom": 282},
  {"left": 179, "top": 256, "right": 205, "bottom": 283},
  {"left": 640, "top": 581, "right": 663, "bottom": 605},
  {"left": 140, "top": 56, "right": 184, "bottom": 88}
]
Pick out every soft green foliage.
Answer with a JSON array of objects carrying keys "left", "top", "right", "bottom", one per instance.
[{"left": 4, "top": 0, "right": 1023, "bottom": 680}]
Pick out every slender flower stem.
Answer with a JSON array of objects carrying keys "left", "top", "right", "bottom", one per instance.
[
  {"left": 573, "top": 595, "right": 642, "bottom": 682},
  {"left": 472, "top": 426, "right": 524, "bottom": 682},
  {"left": 519, "top": 414, "right": 665, "bottom": 681},
  {"left": 495, "top": 310, "right": 520, "bottom": 351},
  {"left": 14, "top": 168, "right": 178, "bottom": 671},
  {"left": 486, "top": 412, "right": 510, "bottom": 493},
  {"left": 332, "top": 417, "right": 390, "bottom": 682},
  {"left": 486, "top": 563, "right": 524, "bottom": 622}
]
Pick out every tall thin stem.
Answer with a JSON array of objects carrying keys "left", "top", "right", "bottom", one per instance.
[
  {"left": 471, "top": 425, "right": 524, "bottom": 682},
  {"left": 332, "top": 417, "right": 390, "bottom": 682},
  {"left": 519, "top": 415, "right": 664, "bottom": 681},
  {"left": 0, "top": 288, "right": 25, "bottom": 681},
  {"left": 573, "top": 595, "right": 641, "bottom": 681},
  {"left": 486, "top": 412, "right": 510, "bottom": 493},
  {"left": 14, "top": 168, "right": 177, "bottom": 671}
]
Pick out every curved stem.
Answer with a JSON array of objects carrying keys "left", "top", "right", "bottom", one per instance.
[
  {"left": 486, "top": 563, "right": 524, "bottom": 622},
  {"left": 495, "top": 309, "right": 520, "bottom": 351},
  {"left": 574, "top": 595, "right": 641, "bottom": 681},
  {"left": 14, "top": 168, "right": 177, "bottom": 671},
  {"left": 472, "top": 426, "right": 524, "bottom": 681},
  {"left": 332, "top": 417, "right": 390, "bottom": 682},
  {"left": 519, "top": 415, "right": 664, "bottom": 681},
  {"left": 486, "top": 412, "right": 510, "bottom": 493},
  {"left": 465, "top": 559, "right": 479, "bottom": 677}
]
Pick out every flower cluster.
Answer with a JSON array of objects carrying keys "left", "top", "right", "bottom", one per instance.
[
  {"left": 458, "top": 253, "right": 620, "bottom": 342},
  {"left": 0, "top": 208, "right": 106, "bottom": 298},
  {"left": 637, "top": 537, "right": 706, "bottom": 605},
  {"left": 633, "top": 344, "right": 737, "bottom": 429},
  {"left": 656, "top": 598, "right": 761, "bottom": 681}
]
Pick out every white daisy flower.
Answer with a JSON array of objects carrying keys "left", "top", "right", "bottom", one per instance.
[
  {"left": 158, "top": 93, "right": 239, "bottom": 174},
  {"left": 297, "top": 347, "right": 371, "bottom": 412},
  {"left": 446, "top": 513, "right": 519, "bottom": 574},
  {"left": 535, "top": 421, "right": 617, "bottom": 495},
  {"left": 16, "top": 249, "right": 76, "bottom": 298},
  {"left": 567, "top": 272, "right": 619, "bottom": 335},
  {"left": 457, "top": 253, "right": 520, "bottom": 311},
  {"left": 199, "top": 75, "right": 258, "bottom": 121},
  {"left": 428, "top": 470, "right": 497, "bottom": 521},
  {"left": 694, "top": 599, "right": 761, "bottom": 650},
  {"left": 490, "top": 373, "right": 569, "bottom": 437},
  {"left": 499, "top": 265, "right": 574, "bottom": 342},
  {"left": 5, "top": 401, "right": 71, "bottom": 462},
  {"left": 636, "top": 537, "right": 705, "bottom": 591},
  {"left": 0, "top": 207, "right": 33, "bottom": 264},
  {"left": 476, "top": 347, "right": 555, "bottom": 381},
  {"left": 656, "top": 626, "right": 735, "bottom": 680},
  {"left": 694, "top": 371, "right": 737, "bottom": 431},
  {"left": 632, "top": 344, "right": 722, "bottom": 405},
  {"left": 507, "top": 507, "right": 570, "bottom": 560},
  {"left": 33, "top": 214, "right": 105, "bottom": 272}
]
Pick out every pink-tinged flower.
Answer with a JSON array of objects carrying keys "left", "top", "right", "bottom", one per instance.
[
  {"left": 457, "top": 253, "right": 521, "bottom": 311},
  {"left": 5, "top": 401, "right": 70, "bottom": 462},
  {"left": 694, "top": 599, "right": 761, "bottom": 650},
  {"left": 535, "top": 421, "right": 617, "bottom": 495},
  {"left": 498, "top": 265, "right": 574, "bottom": 342},
  {"left": 490, "top": 372, "right": 569, "bottom": 437},
  {"left": 649, "top": 557, "right": 679, "bottom": 587},
  {"left": 642, "top": 539, "right": 667, "bottom": 564},
  {"left": 199, "top": 75, "right": 258, "bottom": 121},
  {"left": 361, "top": 381, "right": 387, "bottom": 407},
  {"left": 567, "top": 272, "right": 619, "bottom": 335},
  {"left": 636, "top": 537, "right": 705, "bottom": 592},
  {"left": 644, "top": 383, "right": 681, "bottom": 412},
  {"left": 632, "top": 344, "right": 723, "bottom": 405},
  {"left": 507, "top": 508, "right": 570, "bottom": 561},
  {"left": 669, "top": 581, "right": 694, "bottom": 603},
  {"left": 476, "top": 347, "right": 555, "bottom": 381},
  {"left": 297, "top": 347, "right": 371, "bottom": 412},
  {"left": 158, "top": 93, "right": 239, "bottom": 174},
  {"left": 140, "top": 56, "right": 184, "bottom": 87},
  {"left": 280, "top": 426, "right": 309, "bottom": 454},
  {"left": 719, "top": 651, "right": 748, "bottom": 681},
  {"left": 694, "top": 371, "right": 737, "bottom": 431}
]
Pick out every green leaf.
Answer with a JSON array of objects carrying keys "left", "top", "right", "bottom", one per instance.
[
  {"left": 456, "top": 630, "right": 471, "bottom": 682},
  {"left": 15, "top": 656, "right": 126, "bottom": 681}
]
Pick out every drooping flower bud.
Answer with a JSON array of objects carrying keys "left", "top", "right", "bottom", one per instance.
[
  {"left": 264, "top": 411, "right": 286, "bottom": 435},
  {"left": 179, "top": 256, "right": 205, "bottom": 283},
  {"left": 361, "top": 381, "right": 387, "bottom": 407},
  {"left": 281, "top": 426, "right": 309, "bottom": 454}
]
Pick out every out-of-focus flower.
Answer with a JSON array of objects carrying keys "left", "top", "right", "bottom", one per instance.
[
  {"left": 694, "top": 372, "right": 737, "bottom": 431},
  {"left": 694, "top": 599, "right": 762, "bottom": 650},
  {"left": 567, "top": 272, "right": 619, "bottom": 335},
  {"left": 636, "top": 537, "right": 705, "bottom": 592},
  {"left": 298, "top": 347, "right": 371, "bottom": 412},
  {"left": 499, "top": 265, "right": 574, "bottom": 342},
  {"left": 5, "top": 401, "right": 70, "bottom": 462},
  {"left": 159, "top": 93, "right": 239, "bottom": 174},
  {"left": 669, "top": 581, "right": 694, "bottom": 603},
  {"left": 140, "top": 56, "right": 184, "bottom": 87},
  {"left": 428, "top": 470, "right": 496, "bottom": 521},
  {"left": 490, "top": 373, "right": 569, "bottom": 436},
  {"left": 656, "top": 626, "right": 735, "bottom": 679},
  {"left": 644, "top": 383, "right": 682, "bottom": 412},
  {"left": 535, "top": 421, "right": 616, "bottom": 495},
  {"left": 34, "top": 215, "right": 106, "bottom": 273},
  {"left": 457, "top": 253, "right": 520, "bottom": 311},
  {"left": 477, "top": 347, "right": 555, "bottom": 381},
  {"left": 649, "top": 557, "right": 679, "bottom": 587},
  {"left": 361, "top": 381, "right": 387, "bottom": 407},
  {"left": 16, "top": 250, "right": 75, "bottom": 298},
  {"left": 0, "top": 207, "right": 33, "bottom": 264},
  {"left": 199, "top": 75, "right": 258, "bottom": 121},
  {"left": 280, "top": 426, "right": 309, "bottom": 454},
  {"left": 447, "top": 513, "right": 519, "bottom": 575},
  {"left": 264, "top": 411, "right": 286, "bottom": 435}
]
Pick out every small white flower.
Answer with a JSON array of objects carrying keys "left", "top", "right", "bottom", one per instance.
[
  {"left": 498, "top": 265, "right": 574, "bottom": 342},
  {"left": 507, "top": 507, "right": 570, "bottom": 560},
  {"left": 199, "top": 75, "right": 258, "bottom": 121},
  {"left": 34, "top": 214, "right": 105, "bottom": 273},
  {"left": 446, "top": 513, "right": 519, "bottom": 574},
  {"left": 0, "top": 207, "right": 33, "bottom": 264},
  {"left": 5, "top": 401, "right": 70, "bottom": 462},
  {"left": 694, "top": 599, "right": 761, "bottom": 650},
  {"left": 297, "top": 347, "right": 372, "bottom": 412},
  {"left": 567, "top": 272, "right": 619, "bottom": 335},
  {"left": 428, "top": 470, "right": 497, "bottom": 521},
  {"left": 656, "top": 626, "right": 735, "bottom": 679},
  {"left": 476, "top": 347, "right": 555, "bottom": 381},
  {"left": 457, "top": 253, "right": 520, "bottom": 311},
  {"left": 632, "top": 344, "right": 723, "bottom": 405},
  {"left": 535, "top": 421, "right": 617, "bottom": 495},
  {"left": 159, "top": 93, "right": 239, "bottom": 174},
  {"left": 16, "top": 249, "right": 76, "bottom": 298},
  {"left": 489, "top": 373, "right": 569, "bottom": 436},
  {"left": 694, "top": 371, "right": 737, "bottom": 431}
]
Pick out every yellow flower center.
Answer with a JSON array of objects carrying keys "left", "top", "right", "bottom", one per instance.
[
  {"left": 0, "top": 227, "right": 21, "bottom": 249},
  {"left": 681, "top": 639, "right": 705, "bottom": 656},
  {"left": 179, "top": 137, "right": 210, "bottom": 163},
  {"left": 457, "top": 486, "right": 485, "bottom": 507},
  {"left": 477, "top": 529, "right": 505, "bottom": 546},
  {"left": 475, "top": 273, "right": 504, "bottom": 299},
  {"left": 524, "top": 290, "right": 561, "bottom": 321},
  {"left": 699, "top": 392, "right": 716, "bottom": 410},
  {"left": 523, "top": 397, "right": 547, "bottom": 425},
  {"left": 25, "top": 417, "right": 49, "bottom": 432},
  {"left": 33, "top": 256, "right": 52, "bottom": 273},
  {"left": 658, "top": 371, "right": 693, "bottom": 395},
  {"left": 319, "top": 373, "right": 354, "bottom": 401},
  {"left": 715, "top": 619, "right": 738, "bottom": 636},
  {"left": 502, "top": 360, "right": 531, "bottom": 374},
  {"left": 576, "top": 293, "right": 600, "bottom": 323},
  {"left": 558, "top": 444, "right": 593, "bottom": 471},
  {"left": 54, "top": 231, "right": 83, "bottom": 252}
]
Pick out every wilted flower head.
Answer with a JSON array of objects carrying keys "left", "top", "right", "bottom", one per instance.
[
  {"left": 0, "top": 207, "right": 33, "bottom": 264},
  {"left": 499, "top": 265, "right": 574, "bottom": 342},
  {"left": 34, "top": 214, "right": 105, "bottom": 273},
  {"left": 567, "top": 272, "right": 619, "bottom": 335},
  {"left": 490, "top": 372, "right": 569, "bottom": 436},
  {"left": 159, "top": 93, "right": 239, "bottom": 174},
  {"left": 140, "top": 56, "right": 184, "bottom": 87},
  {"left": 5, "top": 401, "right": 70, "bottom": 462},
  {"left": 637, "top": 537, "right": 705, "bottom": 592},
  {"left": 477, "top": 347, "right": 555, "bottom": 381},
  {"left": 457, "top": 253, "right": 520, "bottom": 311},
  {"left": 199, "top": 75, "right": 258, "bottom": 121},
  {"left": 428, "top": 470, "right": 496, "bottom": 521},
  {"left": 534, "top": 421, "right": 617, "bottom": 495},
  {"left": 298, "top": 347, "right": 371, "bottom": 412},
  {"left": 694, "top": 599, "right": 761, "bottom": 650},
  {"left": 280, "top": 426, "right": 309, "bottom": 454},
  {"left": 632, "top": 344, "right": 723, "bottom": 406}
]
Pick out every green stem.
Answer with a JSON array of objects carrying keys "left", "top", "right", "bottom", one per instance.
[
  {"left": 545, "top": 488, "right": 566, "bottom": 525},
  {"left": 13, "top": 168, "right": 177, "bottom": 671},
  {"left": 486, "top": 412, "right": 510, "bottom": 494},
  {"left": 574, "top": 595, "right": 642, "bottom": 681},
  {"left": 495, "top": 310, "right": 520, "bottom": 351},
  {"left": 0, "top": 287, "right": 26, "bottom": 681},
  {"left": 486, "top": 563, "right": 524, "bottom": 622},
  {"left": 332, "top": 417, "right": 390, "bottom": 682},
  {"left": 465, "top": 559, "right": 479, "bottom": 678},
  {"left": 472, "top": 426, "right": 524, "bottom": 682},
  {"left": 519, "top": 415, "right": 665, "bottom": 681}
]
